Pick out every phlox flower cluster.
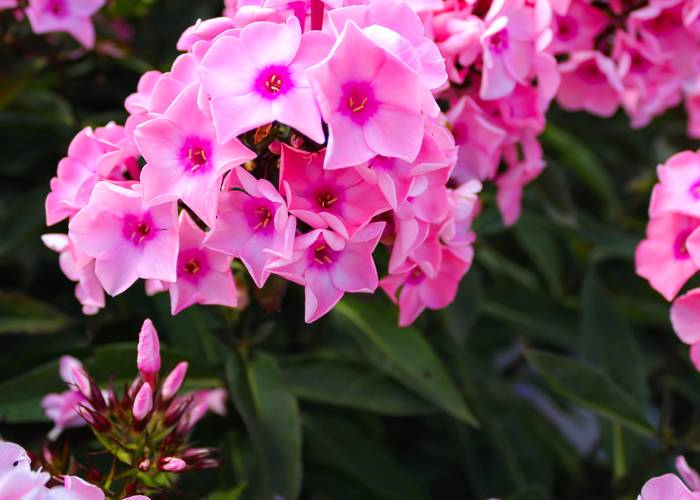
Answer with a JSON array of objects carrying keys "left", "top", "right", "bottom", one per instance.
[
  {"left": 45, "top": 0, "right": 480, "bottom": 326},
  {"left": 636, "top": 149, "right": 700, "bottom": 369},
  {"left": 0, "top": 0, "right": 105, "bottom": 48},
  {"left": 0, "top": 441, "right": 147, "bottom": 500},
  {"left": 39, "top": 319, "right": 224, "bottom": 497},
  {"left": 417, "top": 0, "right": 560, "bottom": 225}
]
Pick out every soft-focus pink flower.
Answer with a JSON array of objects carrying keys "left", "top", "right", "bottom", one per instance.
[
  {"left": 42, "top": 234, "right": 105, "bottom": 315},
  {"left": 137, "top": 318, "right": 161, "bottom": 383},
  {"left": 548, "top": 0, "right": 608, "bottom": 54},
  {"left": 160, "top": 457, "right": 187, "bottom": 472},
  {"left": 57, "top": 476, "right": 106, "bottom": 500},
  {"left": 670, "top": 288, "right": 700, "bottom": 370},
  {"left": 635, "top": 213, "right": 700, "bottom": 301},
  {"left": 650, "top": 150, "right": 700, "bottom": 218},
  {"left": 557, "top": 51, "right": 623, "bottom": 117},
  {"left": 0, "top": 442, "right": 31, "bottom": 473},
  {"left": 0, "top": 0, "right": 17, "bottom": 10},
  {"left": 205, "top": 167, "right": 296, "bottom": 288},
  {"left": 269, "top": 223, "right": 385, "bottom": 322},
  {"left": 45, "top": 123, "right": 136, "bottom": 226},
  {"left": 639, "top": 464, "right": 700, "bottom": 500},
  {"left": 307, "top": 21, "right": 424, "bottom": 168},
  {"left": 42, "top": 390, "right": 87, "bottom": 441},
  {"left": 200, "top": 16, "right": 330, "bottom": 144},
  {"left": 169, "top": 213, "right": 237, "bottom": 314},
  {"left": 25, "top": 0, "right": 105, "bottom": 48},
  {"left": 496, "top": 135, "right": 545, "bottom": 226},
  {"left": 68, "top": 183, "right": 179, "bottom": 295},
  {"left": 176, "top": 17, "right": 236, "bottom": 52},
  {"left": 135, "top": 83, "right": 255, "bottom": 228},
  {"left": 381, "top": 248, "right": 470, "bottom": 326},
  {"left": 0, "top": 467, "right": 50, "bottom": 499},
  {"left": 280, "top": 146, "right": 389, "bottom": 238}
]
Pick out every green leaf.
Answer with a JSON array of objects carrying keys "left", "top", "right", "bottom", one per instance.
[
  {"left": 304, "top": 413, "right": 428, "bottom": 500},
  {"left": 525, "top": 349, "right": 654, "bottom": 436},
  {"left": 505, "top": 485, "right": 551, "bottom": 500},
  {"left": 0, "top": 292, "right": 71, "bottom": 334},
  {"left": 513, "top": 215, "right": 564, "bottom": 294},
  {"left": 443, "top": 267, "right": 483, "bottom": 346},
  {"left": 225, "top": 351, "right": 302, "bottom": 500},
  {"left": 0, "top": 360, "right": 63, "bottom": 422},
  {"left": 579, "top": 269, "right": 648, "bottom": 406},
  {"left": 332, "top": 297, "right": 477, "bottom": 426},
  {"left": 209, "top": 483, "right": 247, "bottom": 500},
  {"left": 281, "top": 357, "right": 436, "bottom": 416}
]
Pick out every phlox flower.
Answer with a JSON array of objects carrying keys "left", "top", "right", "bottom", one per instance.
[
  {"left": 638, "top": 457, "right": 700, "bottom": 499},
  {"left": 670, "top": 288, "right": 700, "bottom": 370},
  {"left": 176, "top": 17, "right": 236, "bottom": 52},
  {"left": 199, "top": 16, "right": 330, "bottom": 144},
  {"left": 280, "top": 145, "right": 389, "bottom": 238},
  {"left": 548, "top": 0, "right": 608, "bottom": 54},
  {"left": 0, "top": 0, "right": 17, "bottom": 10},
  {"left": 650, "top": 149, "right": 700, "bottom": 218},
  {"left": 268, "top": 223, "right": 385, "bottom": 323},
  {"left": 381, "top": 248, "right": 470, "bottom": 326},
  {"left": 557, "top": 51, "right": 623, "bottom": 117},
  {"left": 169, "top": 212, "right": 237, "bottom": 314},
  {"left": 307, "top": 21, "right": 424, "bottom": 169},
  {"left": 635, "top": 212, "right": 700, "bottom": 301},
  {"left": 135, "top": 83, "right": 255, "bottom": 228},
  {"left": 68, "top": 182, "right": 179, "bottom": 296},
  {"left": 205, "top": 167, "right": 296, "bottom": 288},
  {"left": 42, "top": 355, "right": 90, "bottom": 440},
  {"left": 45, "top": 123, "right": 137, "bottom": 226},
  {"left": 26, "top": 0, "right": 105, "bottom": 48}
]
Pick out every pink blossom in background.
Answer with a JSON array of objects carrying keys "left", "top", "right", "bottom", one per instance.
[
  {"left": 169, "top": 212, "right": 238, "bottom": 314},
  {"left": 670, "top": 289, "right": 700, "bottom": 370},
  {"left": 205, "top": 167, "right": 296, "bottom": 288},
  {"left": 639, "top": 457, "right": 700, "bottom": 499},
  {"left": 548, "top": 0, "right": 608, "bottom": 54},
  {"left": 307, "top": 21, "right": 424, "bottom": 168},
  {"left": 199, "top": 16, "right": 329, "bottom": 144},
  {"left": 635, "top": 212, "right": 700, "bottom": 301},
  {"left": 136, "top": 83, "right": 255, "bottom": 228},
  {"left": 557, "top": 51, "right": 623, "bottom": 117},
  {"left": 68, "top": 183, "right": 179, "bottom": 296},
  {"left": 0, "top": 0, "right": 17, "bottom": 10},
  {"left": 269, "top": 223, "right": 385, "bottom": 322},
  {"left": 25, "top": 0, "right": 105, "bottom": 48},
  {"left": 650, "top": 150, "right": 700, "bottom": 218}
]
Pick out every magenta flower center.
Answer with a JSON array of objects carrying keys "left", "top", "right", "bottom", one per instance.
[
  {"left": 556, "top": 16, "right": 578, "bottom": 41},
  {"left": 674, "top": 228, "right": 693, "bottom": 260},
  {"left": 179, "top": 137, "right": 213, "bottom": 175},
  {"left": 177, "top": 248, "right": 210, "bottom": 283},
  {"left": 340, "top": 82, "right": 378, "bottom": 124},
  {"left": 316, "top": 191, "right": 338, "bottom": 210},
  {"left": 629, "top": 51, "right": 651, "bottom": 74},
  {"left": 489, "top": 30, "right": 509, "bottom": 54},
  {"left": 647, "top": 9, "right": 680, "bottom": 34},
  {"left": 577, "top": 59, "right": 606, "bottom": 84},
  {"left": 244, "top": 199, "right": 276, "bottom": 235},
  {"left": 310, "top": 240, "right": 339, "bottom": 267},
  {"left": 254, "top": 65, "right": 293, "bottom": 99},
  {"left": 122, "top": 213, "right": 157, "bottom": 247},
  {"left": 45, "top": 0, "right": 68, "bottom": 17},
  {"left": 406, "top": 266, "right": 425, "bottom": 285}
]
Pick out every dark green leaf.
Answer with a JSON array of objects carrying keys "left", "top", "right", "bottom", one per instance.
[{"left": 0, "top": 292, "right": 71, "bottom": 334}]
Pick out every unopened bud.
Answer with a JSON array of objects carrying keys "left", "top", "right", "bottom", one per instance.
[
  {"left": 137, "top": 319, "right": 160, "bottom": 385},
  {"left": 181, "top": 447, "right": 215, "bottom": 461},
  {"left": 78, "top": 406, "right": 111, "bottom": 433},
  {"left": 132, "top": 383, "right": 153, "bottom": 422},
  {"left": 159, "top": 457, "right": 187, "bottom": 472},
  {"left": 138, "top": 458, "right": 151, "bottom": 472},
  {"left": 163, "top": 395, "right": 193, "bottom": 427},
  {"left": 88, "top": 377, "right": 107, "bottom": 413},
  {"left": 71, "top": 366, "right": 92, "bottom": 397},
  {"left": 161, "top": 362, "right": 188, "bottom": 401}
]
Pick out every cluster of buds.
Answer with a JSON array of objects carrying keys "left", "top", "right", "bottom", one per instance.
[
  {"left": 40, "top": 319, "right": 225, "bottom": 497},
  {"left": 0, "top": 0, "right": 105, "bottom": 48},
  {"left": 43, "top": 0, "right": 480, "bottom": 326}
]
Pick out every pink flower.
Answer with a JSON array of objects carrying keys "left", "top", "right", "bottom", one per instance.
[
  {"left": 25, "top": 0, "right": 105, "bottom": 48},
  {"left": 548, "top": 0, "right": 608, "bottom": 54},
  {"left": 133, "top": 382, "right": 154, "bottom": 421},
  {"left": 57, "top": 476, "right": 106, "bottom": 499},
  {"left": 557, "top": 51, "right": 623, "bottom": 117},
  {"left": 0, "top": 442, "right": 31, "bottom": 473},
  {"left": 45, "top": 123, "right": 137, "bottom": 226},
  {"left": 42, "top": 390, "right": 87, "bottom": 441},
  {"left": 496, "top": 136, "right": 545, "bottom": 226},
  {"left": 176, "top": 17, "right": 236, "bottom": 52},
  {"left": 0, "top": 0, "right": 17, "bottom": 10},
  {"left": 199, "top": 16, "right": 330, "bottom": 144},
  {"left": 205, "top": 167, "right": 296, "bottom": 288},
  {"left": 135, "top": 83, "right": 255, "bottom": 228},
  {"left": 639, "top": 457, "right": 700, "bottom": 499},
  {"left": 280, "top": 146, "right": 389, "bottom": 238},
  {"left": 137, "top": 318, "right": 161, "bottom": 382},
  {"left": 635, "top": 213, "right": 700, "bottom": 301},
  {"left": 650, "top": 150, "right": 700, "bottom": 218},
  {"left": 161, "top": 362, "right": 189, "bottom": 401},
  {"left": 448, "top": 96, "right": 507, "bottom": 182},
  {"left": 381, "top": 248, "right": 470, "bottom": 326},
  {"left": 68, "top": 182, "right": 179, "bottom": 295},
  {"left": 0, "top": 467, "right": 50, "bottom": 499},
  {"left": 269, "top": 223, "right": 385, "bottom": 322},
  {"left": 169, "top": 212, "right": 237, "bottom": 314},
  {"left": 42, "top": 234, "right": 105, "bottom": 315},
  {"left": 307, "top": 21, "right": 424, "bottom": 168},
  {"left": 670, "top": 288, "right": 700, "bottom": 370}
]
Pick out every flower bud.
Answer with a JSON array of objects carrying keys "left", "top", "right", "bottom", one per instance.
[
  {"left": 70, "top": 366, "right": 92, "bottom": 397},
  {"left": 161, "top": 362, "right": 188, "bottom": 401},
  {"left": 159, "top": 457, "right": 186, "bottom": 472},
  {"left": 138, "top": 458, "right": 151, "bottom": 472},
  {"left": 132, "top": 383, "right": 153, "bottom": 422},
  {"left": 59, "top": 355, "right": 82, "bottom": 385},
  {"left": 137, "top": 319, "right": 160, "bottom": 385},
  {"left": 163, "top": 395, "right": 193, "bottom": 427},
  {"left": 88, "top": 377, "right": 107, "bottom": 414},
  {"left": 78, "top": 406, "right": 111, "bottom": 433}
]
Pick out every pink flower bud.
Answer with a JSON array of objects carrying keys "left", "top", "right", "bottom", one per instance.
[
  {"left": 59, "top": 355, "right": 82, "bottom": 385},
  {"left": 132, "top": 383, "right": 153, "bottom": 422},
  {"left": 161, "top": 362, "right": 188, "bottom": 401},
  {"left": 70, "top": 366, "right": 92, "bottom": 397},
  {"left": 137, "top": 319, "right": 161, "bottom": 380},
  {"left": 160, "top": 457, "right": 187, "bottom": 472}
]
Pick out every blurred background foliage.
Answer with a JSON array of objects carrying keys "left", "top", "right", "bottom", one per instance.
[{"left": 2, "top": 1, "right": 700, "bottom": 499}]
